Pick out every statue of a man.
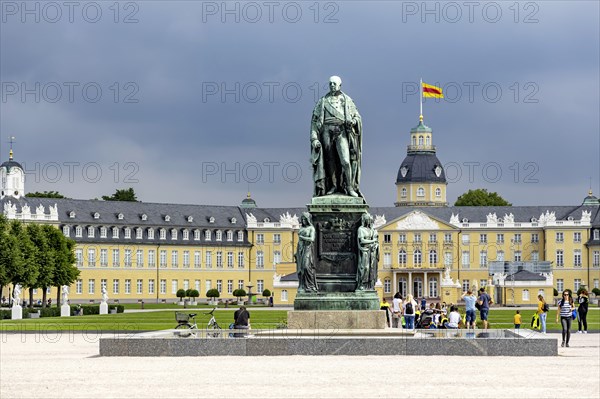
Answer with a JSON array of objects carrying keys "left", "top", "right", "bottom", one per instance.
[
  {"left": 356, "top": 213, "right": 379, "bottom": 290},
  {"left": 12, "top": 284, "right": 21, "bottom": 306},
  {"left": 295, "top": 212, "right": 318, "bottom": 293},
  {"left": 61, "top": 285, "right": 69, "bottom": 305},
  {"left": 311, "top": 76, "right": 362, "bottom": 197}
]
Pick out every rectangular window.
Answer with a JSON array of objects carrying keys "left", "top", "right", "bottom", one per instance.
[
  {"left": 205, "top": 251, "right": 212, "bottom": 268},
  {"left": 183, "top": 250, "right": 190, "bottom": 268},
  {"left": 281, "top": 289, "right": 288, "bottom": 302},
  {"left": 531, "top": 251, "right": 539, "bottom": 262},
  {"left": 384, "top": 234, "right": 392, "bottom": 244},
  {"left": 514, "top": 251, "right": 522, "bottom": 262},
  {"left": 556, "top": 279, "right": 564, "bottom": 293},
  {"left": 273, "top": 251, "right": 281, "bottom": 265},
  {"left": 531, "top": 233, "right": 539, "bottom": 243},
  {"left": 148, "top": 250, "right": 155, "bottom": 268},
  {"left": 160, "top": 279, "right": 166, "bottom": 294},
  {"left": 479, "top": 234, "right": 487, "bottom": 244},
  {"left": 444, "top": 233, "right": 452, "bottom": 243},
  {"left": 194, "top": 251, "right": 201, "bottom": 268},
  {"left": 136, "top": 249, "right": 143, "bottom": 267},
  {"left": 556, "top": 232, "right": 563, "bottom": 243},
  {"left": 574, "top": 279, "right": 582, "bottom": 292},
  {"left": 76, "top": 249, "right": 83, "bottom": 267},
  {"left": 149, "top": 279, "right": 155, "bottom": 294},
  {"left": 171, "top": 250, "right": 178, "bottom": 268},
  {"left": 461, "top": 251, "right": 470, "bottom": 268},
  {"left": 238, "top": 280, "right": 245, "bottom": 290},
  {"left": 480, "top": 279, "right": 487, "bottom": 288},
  {"left": 522, "top": 289, "right": 530, "bottom": 301},
  {"left": 384, "top": 279, "right": 391, "bottom": 293},
  {"left": 205, "top": 280, "right": 212, "bottom": 292},
  {"left": 88, "top": 248, "right": 96, "bottom": 267},
  {"left": 113, "top": 279, "right": 119, "bottom": 294},
  {"left": 479, "top": 250, "right": 487, "bottom": 267},
  {"left": 594, "top": 251, "right": 600, "bottom": 267},
  {"left": 497, "top": 250, "right": 504, "bottom": 262},
  {"left": 76, "top": 279, "right": 82, "bottom": 294},
  {"left": 113, "top": 248, "right": 120, "bottom": 267},
  {"left": 125, "top": 279, "right": 131, "bottom": 294},
  {"left": 171, "top": 280, "right": 177, "bottom": 294},
  {"left": 273, "top": 233, "right": 281, "bottom": 244},
  {"left": 256, "top": 233, "right": 264, "bottom": 244},
  {"left": 461, "top": 234, "right": 470, "bottom": 244},
  {"left": 101, "top": 279, "right": 107, "bottom": 291},
  {"left": 429, "top": 233, "right": 437, "bottom": 243},
  {"left": 383, "top": 252, "right": 392, "bottom": 267},
  {"left": 195, "top": 280, "right": 200, "bottom": 291},
  {"left": 227, "top": 280, "right": 233, "bottom": 294},
  {"left": 227, "top": 251, "right": 234, "bottom": 268},
  {"left": 462, "top": 280, "right": 469, "bottom": 292},
  {"left": 124, "top": 249, "right": 132, "bottom": 267},
  {"left": 216, "top": 280, "right": 222, "bottom": 293},
  {"left": 513, "top": 234, "right": 521, "bottom": 243},
  {"left": 429, "top": 250, "right": 437, "bottom": 265},
  {"left": 444, "top": 252, "right": 452, "bottom": 266},
  {"left": 574, "top": 250, "right": 582, "bottom": 267},
  {"left": 88, "top": 279, "right": 95, "bottom": 294},
  {"left": 100, "top": 249, "right": 108, "bottom": 267},
  {"left": 414, "top": 233, "right": 421, "bottom": 243},
  {"left": 257, "top": 250, "right": 264, "bottom": 268},
  {"left": 238, "top": 252, "right": 244, "bottom": 268},
  {"left": 183, "top": 279, "right": 189, "bottom": 290},
  {"left": 160, "top": 250, "right": 167, "bottom": 268},
  {"left": 556, "top": 250, "right": 564, "bottom": 267},
  {"left": 216, "top": 251, "right": 223, "bottom": 268},
  {"left": 136, "top": 279, "right": 143, "bottom": 294},
  {"left": 594, "top": 279, "right": 599, "bottom": 289},
  {"left": 256, "top": 280, "right": 263, "bottom": 292},
  {"left": 398, "top": 234, "right": 406, "bottom": 243},
  {"left": 496, "top": 233, "right": 504, "bottom": 244}
]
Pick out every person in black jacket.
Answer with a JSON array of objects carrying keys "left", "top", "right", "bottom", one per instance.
[
  {"left": 577, "top": 289, "right": 589, "bottom": 334},
  {"left": 233, "top": 306, "right": 250, "bottom": 337}
]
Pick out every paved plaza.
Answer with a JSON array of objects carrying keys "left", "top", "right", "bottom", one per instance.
[{"left": 1, "top": 331, "right": 598, "bottom": 399}]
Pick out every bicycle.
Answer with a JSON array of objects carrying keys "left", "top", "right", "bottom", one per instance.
[
  {"left": 203, "top": 308, "right": 222, "bottom": 337},
  {"left": 174, "top": 308, "right": 221, "bottom": 338}
]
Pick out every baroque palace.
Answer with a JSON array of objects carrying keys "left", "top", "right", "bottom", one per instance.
[{"left": 2, "top": 118, "right": 600, "bottom": 306}]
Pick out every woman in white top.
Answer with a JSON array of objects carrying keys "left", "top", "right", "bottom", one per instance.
[
  {"left": 556, "top": 290, "right": 574, "bottom": 347},
  {"left": 447, "top": 306, "right": 461, "bottom": 329},
  {"left": 391, "top": 292, "right": 403, "bottom": 328}
]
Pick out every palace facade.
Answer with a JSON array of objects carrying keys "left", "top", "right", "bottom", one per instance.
[{"left": 2, "top": 118, "right": 599, "bottom": 306}]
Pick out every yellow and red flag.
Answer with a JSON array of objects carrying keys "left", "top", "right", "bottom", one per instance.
[{"left": 422, "top": 82, "right": 443, "bottom": 98}]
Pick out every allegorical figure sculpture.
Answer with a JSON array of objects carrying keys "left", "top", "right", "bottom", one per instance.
[
  {"left": 61, "top": 285, "right": 69, "bottom": 304},
  {"left": 356, "top": 213, "right": 379, "bottom": 291},
  {"left": 12, "top": 284, "right": 21, "bottom": 307},
  {"left": 296, "top": 212, "right": 318, "bottom": 293},
  {"left": 101, "top": 286, "right": 109, "bottom": 303},
  {"left": 311, "top": 76, "right": 362, "bottom": 198}
]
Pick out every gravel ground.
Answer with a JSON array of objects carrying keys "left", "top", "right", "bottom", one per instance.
[{"left": 1, "top": 331, "right": 598, "bottom": 399}]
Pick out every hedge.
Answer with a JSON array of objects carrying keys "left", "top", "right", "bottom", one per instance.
[{"left": 0, "top": 304, "right": 124, "bottom": 319}]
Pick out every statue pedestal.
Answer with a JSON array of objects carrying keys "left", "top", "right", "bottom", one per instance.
[
  {"left": 11, "top": 305, "right": 22, "bottom": 320},
  {"left": 61, "top": 304, "right": 70, "bottom": 317},
  {"left": 294, "top": 291, "right": 380, "bottom": 311},
  {"left": 99, "top": 302, "right": 108, "bottom": 315},
  {"left": 288, "top": 310, "right": 386, "bottom": 329}
]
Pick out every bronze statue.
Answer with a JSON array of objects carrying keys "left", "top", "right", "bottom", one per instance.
[
  {"left": 356, "top": 213, "right": 379, "bottom": 290},
  {"left": 311, "top": 76, "right": 362, "bottom": 198},
  {"left": 296, "top": 212, "right": 318, "bottom": 293}
]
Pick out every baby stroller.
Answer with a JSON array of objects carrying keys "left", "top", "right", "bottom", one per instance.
[{"left": 416, "top": 310, "right": 435, "bottom": 329}]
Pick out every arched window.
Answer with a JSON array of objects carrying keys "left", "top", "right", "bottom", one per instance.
[
  {"left": 412, "top": 136, "right": 416, "bottom": 146},
  {"left": 414, "top": 249, "right": 422, "bottom": 265},
  {"left": 435, "top": 188, "right": 441, "bottom": 197},
  {"left": 417, "top": 187, "right": 425, "bottom": 197},
  {"left": 429, "top": 277, "right": 438, "bottom": 298},
  {"left": 418, "top": 136, "right": 424, "bottom": 145},
  {"left": 398, "top": 250, "right": 407, "bottom": 265},
  {"left": 426, "top": 136, "right": 430, "bottom": 145},
  {"left": 429, "top": 250, "right": 437, "bottom": 265},
  {"left": 401, "top": 187, "right": 407, "bottom": 197}
]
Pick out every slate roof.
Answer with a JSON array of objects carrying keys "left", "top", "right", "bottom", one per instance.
[
  {"left": 505, "top": 270, "right": 546, "bottom": 281},
  {"left": 0, "top": 160, "right": 23, "bottom": 172},
  {"left": 396, "top": 153, "right": 447, "bottom": 183}
]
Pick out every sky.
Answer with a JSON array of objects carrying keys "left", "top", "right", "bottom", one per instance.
[{"left": 1, "top": 0, "right": 599, "bottom": 208}]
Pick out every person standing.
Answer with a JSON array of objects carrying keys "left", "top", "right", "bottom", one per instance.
[
  {"left": 391, "top": 292, "right": 403, "bottom": 328},
  {"left": 537, "top": 294, "right": 548, "bottom": 334},
  {"left": 233, "top": 305, "right": 250, "bottom": 338},
  {"left": 514, "top": 310, "right": 522, "bottom": 331},
  {"left": 403, "top": 294, "right": 417, "bottom": 330},
  {"left": 461, "top": 290, "right": 477, "bottom": 329},
  {"left": 556, "top": 290, "right": 574, "bottom": 347},
  {"left": 477, "top": 288, "right": 493, "bottom": 330},
  {"left": 577, "top": 289, "right": 589, "bottom": 334},
  {"left": 380, "top": 297, "right": 391, "bottom": 328}
]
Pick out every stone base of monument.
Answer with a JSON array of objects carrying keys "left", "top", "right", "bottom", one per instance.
[
  {"left": 61, "top": 304, "right": 71, "bottom": 317},
  {"left": 294, "top": 291, "right": 380, "bottom": 311},
  {"left": 288, "top": 310, "right": 385, "bottom": 329},
  {"left": 11, "top": 305, "right": 22, "bottom": 320},
  {"left": 99, "top": 302, "right": 108, "bottom": 315}
]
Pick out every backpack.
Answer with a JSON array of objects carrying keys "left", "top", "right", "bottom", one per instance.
[
  {"left": 542, "top": 302, "right": 549, "bottom": 312},
  {"left": 405, "top": 302, "right": 414, "bottom": 315}
]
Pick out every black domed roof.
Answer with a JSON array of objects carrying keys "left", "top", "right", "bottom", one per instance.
[
  {"left": 0, "top": 160, "right": 23, "bottom": 172},
  {"left": 396, "top": 153, "right": 446, "bottom": 183}
]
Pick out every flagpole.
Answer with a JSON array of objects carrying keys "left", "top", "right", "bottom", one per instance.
[{"left": 419, "top": 78, "right": 423, "bottom": 122}]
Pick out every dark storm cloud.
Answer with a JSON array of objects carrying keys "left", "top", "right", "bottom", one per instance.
[{"left": 1, "top": 1, "right": 598, "bottom": 207}]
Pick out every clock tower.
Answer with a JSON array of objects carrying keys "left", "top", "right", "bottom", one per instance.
[
  {"left": 0, "top": 147, "right": 25, "bottom": 200},
  {"left": 395, "top": 116, "right": 448, "bottom": 207}
]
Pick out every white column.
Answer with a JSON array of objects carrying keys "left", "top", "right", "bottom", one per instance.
[
  {"left": 438, "top": 272, "right": 442, "bottom": 298},
  {"left": 393, "top": 271, "right": 397, "bottom": 295},
  {"left": 408, "top": 272, "right": 413, "bottom": 297},
  {"left": 424, "top": 271, "right": 429, "bottom": 298}
]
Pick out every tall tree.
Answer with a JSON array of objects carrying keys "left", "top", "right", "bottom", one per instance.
[
  {"left": 102, "top": 187, "right": 138, "bottom": 202},
  {"left": 27, "top": 224, "right": 55, "bottom": 307},
  {"left": 454, "top": 189, "right": 512, "bottom": 206},
  {"left": 25, "top": 191, "right": 67, "bottom": 199},
  {"left": 44, "top": 226, "right": 79, "bottom": 306},
  {"left": 9, "top": 221, "right": 39, "bottom": 307},
  {"left": 0, "top": 215, "right": 21, "bottom": 301}
]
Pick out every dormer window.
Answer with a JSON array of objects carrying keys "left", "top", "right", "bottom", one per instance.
[
  {"left": 117, "top": 213, "right": 124, "bottom": 220},
  {"left": 209, "top": 217, "right": 215, "bottom": 223},
  {"left": 100, "top": 227, "right": 107, "bottom": 238},
  {"left": 148, "top": 228, "right": 155, "bottom": 240},
  {"left": 164, "top": 215, "right": 171, "bottom": 222},
  {"left": 141, "top": 214, "right": 147, "bottom": 221},
  {"left": 93, "top": 212, "right": 100, "bottom": 219},
  {"left": 182, "top": 230, "right": 189, "bottom": 240},
  {"left": 226, "top": 230, "right": 233, "bottom": 241},
  {"left": 75, "top": 226, "right": 82, "bottom": 237},
  {"left": 171, "top": 229, "right": 178, "bottom": 240},
  {"left": 567, "top": 216, "right": 574, "bottom": 221},
  {"left": 62, "top": 226, "right": 70, "bottom": 237},
  {"left": 531, "top": 218, "right": 537, "bottom": 222},
  {"left": 136, "top": 227, "right": 143, "bottom": 239},
  {"left": 112, "top": 227, "right": 119, "bottom": 238},
  {"left": 204, "top": 230, "right": 211, "bottom": 241},
  {"left": 462, "top": 218, "right": 469, "bottom": 223},
  {"left": 594, "top": 230, "right": 600, "bottom": 240},
  {"left": 87, "top": 226, "right": 95, "bottom": 238},
  {"left": 231, "top": 217, "right": 237, "bottom": 224},
  {"left": 159, "top": 228, "right": 166, "bottom": 240},
  {"left": 193, "top": 229, "right": 201, "bottom": 240},
  {"left": 124, "top": 227, "right": 131, "bottom": 239},
  {"left": 237, "top": 231, "right": 244, "bottom": 242},
  {"left": 69, "top": 211, "right": 76, "bottom": 218},
  {"left": 187, "top": 216, "right": 193, "bottom": 223},
  {"left": 264, "top": 217, "right": 270, "bottom": 223},
  {"left": 216, "top": 230, "right": 222, "bottom": 241}
]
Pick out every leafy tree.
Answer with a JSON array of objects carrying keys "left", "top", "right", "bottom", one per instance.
[
  {"left": 9, "top": 221, "right": 39, "bottom": 307},
  {"left": 206, "top": 288, "right": 220, "bottom": 299},
  {"left": 233, "top": 289, "right": 247, "bottom": 301},
  {"left": 102, "top": 188, "right": 138, "bottom": 202},
  {"left": 454, "top": 189, "right": 512, "bottom": 206},
  {"left": 262, "top": 289, "right": 271, "bottom": 298},
  {"left": 27, "top": 224, "right": 55, "bottom": 307},
  {"left": 44, "top": 225, "right": 78, "bottom": 306},
  {"left": 25, "top": 191, "right": 66, "bottom": 199},
  {"left": 176, "top": 289, "right": 186, "bottom": 301},
  {"left": 592, "top": 288, "right": 600, "bottom": 297},
  {"left": 0, "top": 215, "right": 21, "bottom": 299}
]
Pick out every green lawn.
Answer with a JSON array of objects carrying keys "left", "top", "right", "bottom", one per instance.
[{"left": 1, "top": 308, "right": 597, "bottom": 332}]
